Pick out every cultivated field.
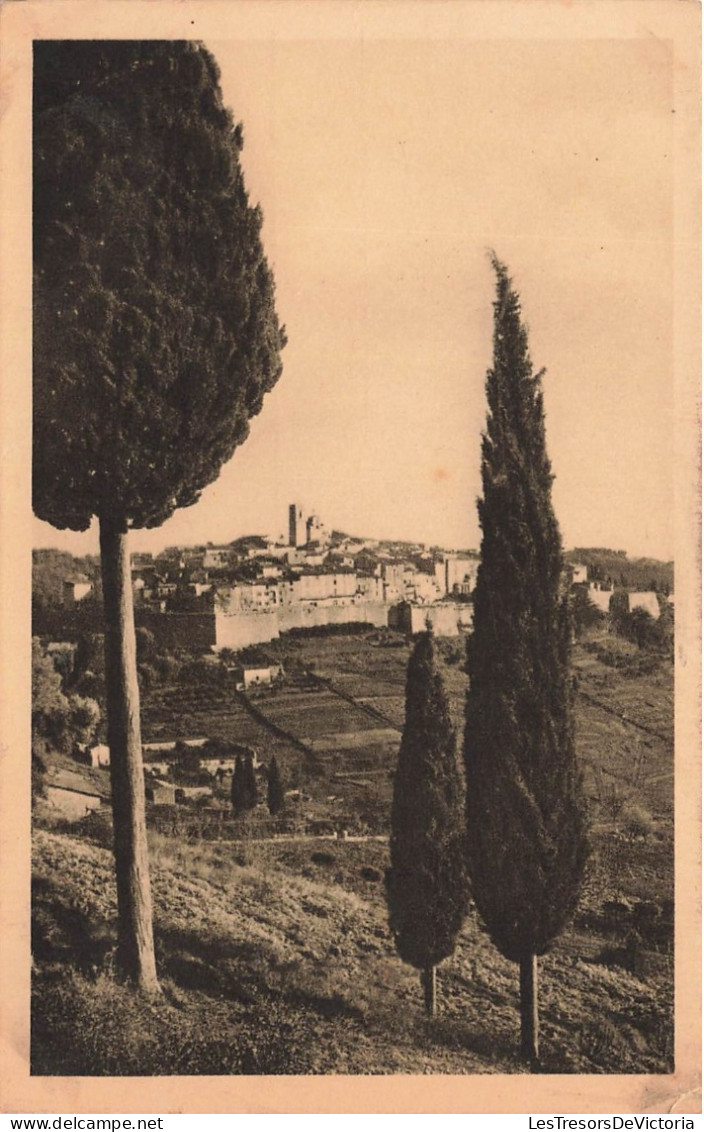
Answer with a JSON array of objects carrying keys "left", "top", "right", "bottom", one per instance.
[{"left": 32, "top": 625, "right": 675, "bottom": 1075}]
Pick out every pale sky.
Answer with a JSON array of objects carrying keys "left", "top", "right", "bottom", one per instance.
[{"left": 32, "top": 30, "right": 677, "bottom": 560}]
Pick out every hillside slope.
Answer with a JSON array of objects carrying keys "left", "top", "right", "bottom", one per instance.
[{"left": 32, "top": 828, "right": 672, "bottom": 1075}]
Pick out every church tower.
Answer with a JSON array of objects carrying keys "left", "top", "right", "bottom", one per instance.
[{"left": 289, "top": 503, "right": 304, "bottom": 547}]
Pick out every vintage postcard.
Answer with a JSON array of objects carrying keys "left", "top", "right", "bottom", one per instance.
[{"left": 1, "top": 0, "right": 700, "bottom": 1115}]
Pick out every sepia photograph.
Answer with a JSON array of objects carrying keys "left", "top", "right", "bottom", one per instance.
[{"left": 1, "top": 0, "right": 700, "bottom": 1116}]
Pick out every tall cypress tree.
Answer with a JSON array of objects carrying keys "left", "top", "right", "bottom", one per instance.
[
  {"left": 243, "top": 751, "right": 259, "bottom": 811},
  {"left": 464, "top": 256, "right": 589, "bottom": 1065},
  {"left": 386, "top": 628, "right": 469, "bottom": 1015},
  {"left": 231, "top": 753, "right": 246, "bottom": 815},
  {"left": 231, "top": 751, "right": 258, "bottom": 814},
  {"left": 267, "top": 755, "right": 285, "bottom": 816},
  {"left": 33, "top": 42, "right": 285, "bottom": 992}
]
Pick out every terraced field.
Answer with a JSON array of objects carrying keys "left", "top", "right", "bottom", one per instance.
[
  {"left": 306, "top": 728, "right": 400, "bottom": 752},
  {"left": 256, "top": 688, "right": 385, "bottom": 740},
  {"left": 141, "top": 683, "right": 312, "bottom": 784},
  {"left": 574, "top": 651, "right": 674, "bottom": 825},
  {"left": 139, "top": 627, "right": 673, "bottom": 855}
]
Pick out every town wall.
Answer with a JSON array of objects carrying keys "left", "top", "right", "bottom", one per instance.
[
  {"left": 214, "top": 609, "right": 280, "bottom": 649},
  {"left": 215, "top": 600, "right": 389, "bottom": 648},
  {"left": 279, "top": 599, "right": 388, "bottom": 633},
  {"left": 390, "top": 601, "right": 463, "bottom": 636},
  {"left": 45, "top": 785, "right": 102, "bottom": 821}
]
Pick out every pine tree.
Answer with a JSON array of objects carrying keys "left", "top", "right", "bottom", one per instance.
[
  {"left": 33, "top": 42, "right": 285, "bottom": 992},
  {"left": 386, "top": 628, "right": 469, "bottom": 1015},
  {"left": 464, "top": 256, "right": 589, "bottom": 1065},
  {"left": 267, "top": 756, "right": 285, "bottom": 815}
]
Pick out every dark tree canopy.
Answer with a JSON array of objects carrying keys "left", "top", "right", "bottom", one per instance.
[
  {"left": 231, "top": 750, "right": 258, "bottom": 814},
  {"left": 386, "top": 630, "right": 469, "bottom": 974},
  {"left": 243, "top": 751, "right": 259, "bottom": 810},
  {"left": 571, "top": 583, "right": 604, "bottom": 638},
  {"left": 267, "top": 755, "right": 284, "bottom": 816},
  {"left": 231, "top": 753, "right": 245, "bottom": 814},
  {"left": 464, "top": 257, "right": 589, "bottom": 966},
  {"left": 33, "top": 40, "right": 285, "bottom": 533},
  {"left": 31, "top": 638, "right": 100, "bottom": 761}
]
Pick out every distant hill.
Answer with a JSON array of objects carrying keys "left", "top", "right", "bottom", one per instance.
[{"left": 569, "top": 549, "right": 673, "bottom": 593}]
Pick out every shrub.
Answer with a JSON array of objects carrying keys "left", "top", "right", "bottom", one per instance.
[
  {"left": 580, "top": 1017, "right": 632, "bottom": 1068},
  {"left": 622, "top": 802, "right": 656, "bottom": 841}
]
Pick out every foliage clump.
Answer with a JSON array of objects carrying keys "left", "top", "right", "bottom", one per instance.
[
  {"left": 464, "top": 256, "right": 589, "bottom": 1060},
  {"left": 32, "top": 638, "right": 101, "bottom": 800},
  {"left": 267, "top": 756, "right": 285, "bottom": 815},
  {"left": 386, "top": 628, "right": 469, "bottom": 1013},
  {"left": 232, "top": 752, "right": 258, "bottom": 814},
  {"left": 33, "top": 40, "right": 286, "bottom": 534}
]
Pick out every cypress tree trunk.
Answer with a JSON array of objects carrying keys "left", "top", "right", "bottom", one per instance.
[
  {"left": 519, "top": 952, "right": 539, "bottom": 1067},
  {"left": 422, "top": 964, "right": 437, "bottom": 1017},
  {"left": 99, "top": 516, "right": 159, "bottom": 995}
]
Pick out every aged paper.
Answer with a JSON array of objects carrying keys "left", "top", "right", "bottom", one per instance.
[{"left": 1, "top": 0, "right": 700, "bottom": 1115}]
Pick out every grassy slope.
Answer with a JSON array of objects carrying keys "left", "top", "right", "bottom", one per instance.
[{"left": 32, "top": 822, "right": 672, "bottom": 1076}]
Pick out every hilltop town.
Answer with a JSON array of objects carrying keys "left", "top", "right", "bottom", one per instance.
[
  {"left": 54, "top": 503, "right": 479, "bottom": 649},
  {"left": 42, "top": 503, "right": 673, "bottom": 655},
  {"left": 33, "top": 508, "right": 674, "bottom": 835}
]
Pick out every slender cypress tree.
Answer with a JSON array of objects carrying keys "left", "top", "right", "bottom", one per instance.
[
  {"left": 464, "top": 256, "right": 589, "bottom": 1065},
  {"left": 231, "top": 754, "right": 246, "bottom": 815},
  {"left": 243, "top": 751, "right": 259, "bottom": 810},
  {"left": 33, "top": 42, "right": 285, "bottom": 992},
  {"left": 386, "top": 628, "right": 469, "bottom": 1015},
  {"left": 267, "top": 755, "right": 285, "bottom": 815}
]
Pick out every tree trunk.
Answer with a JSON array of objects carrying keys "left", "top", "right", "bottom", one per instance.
[
  {"left": 422, "top": 963, "right": 437, "bottom": 1016},
  {"left": 99, "top": 516, "right": 159, "bottom": 995},
  {"left": 519, "top": 952, "right": 539, "bottom": 1067}
]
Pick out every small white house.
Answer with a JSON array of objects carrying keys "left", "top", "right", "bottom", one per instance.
[
  {"left": 628, "top": 592, "right": 661, "bottom": 620},
  {"left": 588, "top": 584, "right": 614, "bottom": 613},
  {"left": 203, "top": 547, "right": 231, "bottom": 570},
  {"left": 87, "top": 743, "right": 110, "bottom": 768},
  {"left": 200, "top": 758, "right": 233, "bottom": 776},
  {"left": 63, "top": 578, "right": 93, "bottom": 605},
  {"left": 143, "top": 760, "right": 171, "bottom": 777},
  {"left": 45, "top": 769, "right": 106, "bottom": 821},
  {"left": 142, "top": 738, "right": 208, "bottom": 753},
  {"left": 236, "top": 664, "right": 283, "bottom": 690},
  {"left": 145, "top": 780, "right": 177, "bottom": 805}
]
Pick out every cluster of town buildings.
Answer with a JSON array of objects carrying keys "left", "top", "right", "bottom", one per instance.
[
  {"left": 61, "top": 505, "right": 668, "bottom": 650},
  {"left": 569, "top": 563, "right": 666, "bottom": 620},
  {"left": 65, "top": 504, "right": 481, "bottom": 648}
]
